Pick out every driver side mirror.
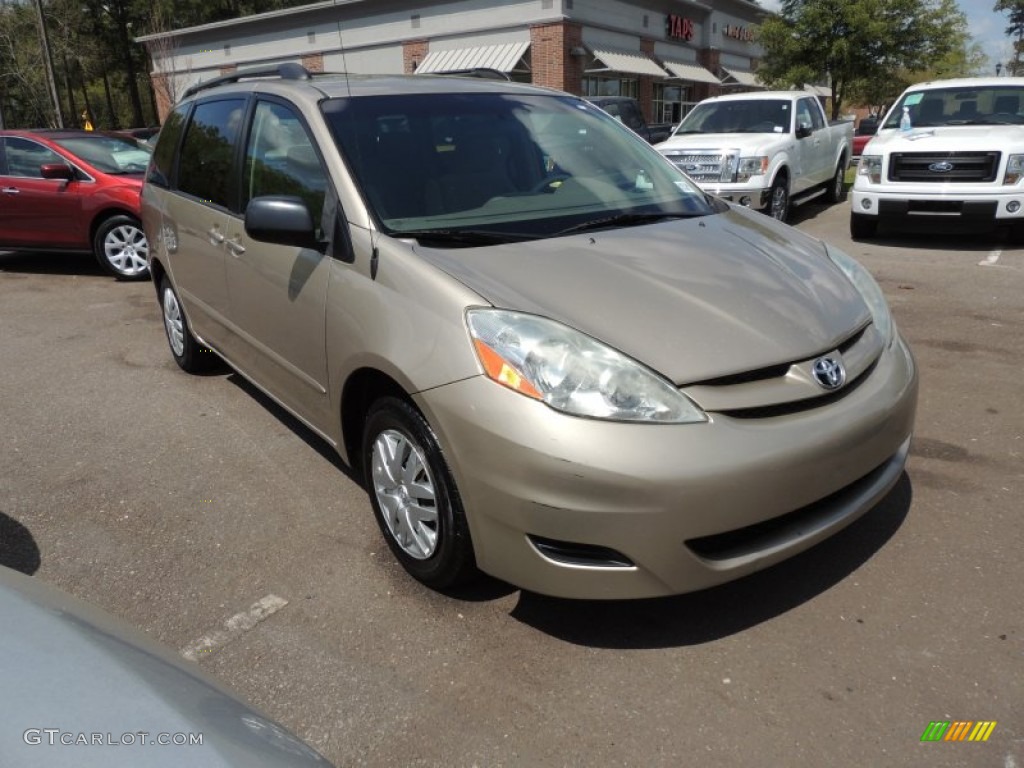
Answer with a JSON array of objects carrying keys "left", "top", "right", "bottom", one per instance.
[
  {"left": 40, "top": 163, "right": 75, "bottom": 181},
  {"left": 795, "top": 124, "right": 813, "bottom": 139}
]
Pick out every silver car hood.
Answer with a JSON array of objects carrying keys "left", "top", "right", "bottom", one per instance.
[
  {"left": 416, "top": 207, "right": 870, "bottom": 384},
  {"left": 0, "top": 567, "right": 331, "bottom": 767}
]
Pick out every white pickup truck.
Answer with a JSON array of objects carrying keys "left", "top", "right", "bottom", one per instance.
[
  {"left": 655, "top": 91, "right": 853, "bottom": 221},
  {"left": 851, "top": 77, "right": 1024, "bottom": 241}
]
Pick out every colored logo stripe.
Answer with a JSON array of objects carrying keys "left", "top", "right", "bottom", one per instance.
[{"left": 920, "top": 721, "right": 996, "bottom": 742}]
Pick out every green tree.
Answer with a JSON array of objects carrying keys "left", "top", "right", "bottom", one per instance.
[
  {"left": 757, "top": 0, "right": 967, "bottom": 119},
  {"left": 995, "top": 0, "right": 1024, "bottom": 74}
]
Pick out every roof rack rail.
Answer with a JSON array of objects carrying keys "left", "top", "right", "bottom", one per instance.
[
  {"left": 431, "top": 68, "right": 512, "bottom": 81},
  {"left": 182, "top": 62, "right": 311, "bottom": 99}
]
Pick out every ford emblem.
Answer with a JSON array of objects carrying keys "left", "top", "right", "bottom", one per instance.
[
  {"left": 928, "top": 161, "right": 954, "bottom": 173},
  {"left": 811, "top": 356, "right": 846, "bottom": 390},
  {"left": 684, "top": 164, "right": 699, "bottom": 172}
]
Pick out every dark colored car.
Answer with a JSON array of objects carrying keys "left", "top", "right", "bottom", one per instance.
[
  {"left": 585, "top": 96, "right": 674, "bottom": 143},
  {"left": 0, "top": 129, "right": 150, "bottom": 279},
  {"left": 852, "top": 116, "right": 879, "bottom": 157}
]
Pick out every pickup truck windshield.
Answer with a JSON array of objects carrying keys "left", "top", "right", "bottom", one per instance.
[
  {"left": 883, "top": 85, "right": 1024, "bottom": 128},
  {"left": 322, "top": 93, "right": 714, "bottom": 240},
  {"left": 673, "top": 100, "right": 793, "bottom": 135}
]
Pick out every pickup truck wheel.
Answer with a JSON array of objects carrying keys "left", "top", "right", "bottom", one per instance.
[
  {"left": 850, "top": 213, "right": 878, "bottom": 240},
  {"left": 826, "top": 161, "right": 847, "bottom": 204},
  {"left": 768, "top": 177, "right": 789, "bottom": 221}
]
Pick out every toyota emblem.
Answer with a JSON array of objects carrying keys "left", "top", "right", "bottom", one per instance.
[
  {"left": 928, "top": 161, "right": 954, "bottom": 173},
  {"left": 812, "top": 356, "right": 846, "bottom": 390}
]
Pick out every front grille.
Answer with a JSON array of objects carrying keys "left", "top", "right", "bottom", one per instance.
[
  {"left": 722, "top": 360, "right": 877, "bottom": 419},
  {"left": 665, "top": 152, "right": 733, "bottom": 182},
  {"left": 888, "top": 152, "right": 999, "bottom": 183}
]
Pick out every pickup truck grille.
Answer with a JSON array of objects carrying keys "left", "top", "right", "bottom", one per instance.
[
  {"left": 888, "top": 152, "right": 1000, "bottom": 183},
  {"left": 662, "top": 152, "right": 734, "bottom": 183}
]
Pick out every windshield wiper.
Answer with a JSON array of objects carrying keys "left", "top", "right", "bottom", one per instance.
[
  {"left": 397, "top": 228, "right": 532, "bottom": 247},
  {"left": 552, "top": 212, "right": 705, "bottom": 237}
]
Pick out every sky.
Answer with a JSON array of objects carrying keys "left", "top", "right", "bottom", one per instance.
[{"left": 759, "top": 0, "right": 1013, "bottom": 75}]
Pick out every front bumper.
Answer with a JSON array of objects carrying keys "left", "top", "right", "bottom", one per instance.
[
  {"left": 416, "top": 335, "right": 918, "bottom": 599},
  {"left": 696, "top": 182, "right": 770, "bottom": 211},
  {"left": 851, "top": 183, "right": 1024, "bottom": 224}
]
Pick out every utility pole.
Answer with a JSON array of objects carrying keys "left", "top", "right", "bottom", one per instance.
[{"left": 34, "top": 0, "right": 64, "bottom": 128}]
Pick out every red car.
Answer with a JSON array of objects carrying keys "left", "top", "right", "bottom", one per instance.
[
  {"left": 0, "top": 129, "right": 150, "bottom": 279},
  {"left": 852, "top": 116, "right": 879, "bottom": 158}
]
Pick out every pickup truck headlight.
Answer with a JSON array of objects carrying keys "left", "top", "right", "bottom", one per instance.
[
  {"left": 467, "top": 309, "right": 707, "bottom": 423},
  {"left": 858, "top": 155, "right": 882, "bottom": 184},
  {"left": 735, "top": 156, "right": 769, "bottom": 183},
  {"left": 1004, "top": 154, "right": 1024, "bottom": 185},
  {"left": 825, "top": 245, "right": 894, "bottom": 347}
]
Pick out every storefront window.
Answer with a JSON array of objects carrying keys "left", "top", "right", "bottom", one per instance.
[
  {"left": 582, "top": 77, "right": 638, "bottom": 99},
  {"left": 653, "top": 83, "right": 689, "bottom": 124}
]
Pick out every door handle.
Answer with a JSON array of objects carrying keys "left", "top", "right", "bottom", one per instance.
[
  {"left": 226, "top": 238, "right": 246, "bottom": 257},
  {"left": 208, "top": 228, "right": 225, "bottom": 245},
  {"left": 1, "top": 187, "right": 19, "bottom": 194}
]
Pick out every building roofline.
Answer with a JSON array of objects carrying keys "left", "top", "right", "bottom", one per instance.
[{"left": 136, "top": 0, "right": 360, "bottom": 43}]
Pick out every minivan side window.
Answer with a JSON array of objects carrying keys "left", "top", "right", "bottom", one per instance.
[
  {"left": 176, "top": 98, "right": 246, "bottom": 209},
  {"left": 147, "top": 105, "right": 188, "bottom": 189},
  {"left": 242, "top": 100, "right": 328, "bottom": 233}
]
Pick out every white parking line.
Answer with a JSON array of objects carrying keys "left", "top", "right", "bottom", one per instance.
[
  {"left": 180, "top": 594, "right": 288, "bottom": 661},
  {"left": 979, "top": 249, "right": 1002, "bottom": 266}
]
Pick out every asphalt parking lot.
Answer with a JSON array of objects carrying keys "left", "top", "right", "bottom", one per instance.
[{"left": 1, "top": 200, "right": 1021, "bottom": 767}]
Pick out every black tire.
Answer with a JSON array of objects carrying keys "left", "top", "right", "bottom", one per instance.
[
  {"left": 94, "top": 214, "right": 150, "bottom": 280},
  {"left": 825, "top": 160, "right": 847, "bottom": 204},
  {"left": 767, "top": 175, "right": 789, "bottom": 221},
  {"left": 362, "top": 397, "right": 477, "bottom": 590},
  {"left": 159, "top": 277, "right": 214, "bottom": 373},
  {"left": 850, "top": 212, "right": 879, "bottom": 240}
]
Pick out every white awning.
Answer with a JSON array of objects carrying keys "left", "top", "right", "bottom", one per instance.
[
  {"left": 663, "top": 61, "right": 721, "bottom": 85},
  {"left": 415, "top": 41, "right": 530, "bottom": 74},
  {"left": 587, "top": 49, "right": 669, "bottom": 78},
  {"left": 722, "top": 68, "right": 762, "bottom": 88},
  {"left": 803, "top": 83, "right": 831, "bottom": 97}
]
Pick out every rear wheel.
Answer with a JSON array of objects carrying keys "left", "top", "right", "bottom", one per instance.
[
  {"left": 160, "top": 277, "right": 214, "bottom": 373},
  {"left": 826, "top": 160, "right": 846, "bottom": 204},
  {"left": 362, "top": 397, "right": 476, "bottom": 590},
  {"left": 850, "top": 212, "right": 878, "bottom": 240},
  {"left": 94, "top": 214, "right": 149, "bottom": 280}
]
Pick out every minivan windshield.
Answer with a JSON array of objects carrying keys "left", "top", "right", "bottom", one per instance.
[
  {"left": 322, "top": 92, "right": 715, "bottom": 241},
  {"left": 883, "top": 85, "right": 1024, "bottom": 128}
]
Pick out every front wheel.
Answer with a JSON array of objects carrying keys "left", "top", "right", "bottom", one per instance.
[
  {"left": 94, "top": 214, "right": 149, "bottom": 280},
  {"left": 850, "top": 212, "right": 879, "bottom": 240},
  {"left": 767, "top": 176, "right": 789, "bottom": 221},
  {"left": 362, "top": 397, "right": 477, "bottom": 590}
]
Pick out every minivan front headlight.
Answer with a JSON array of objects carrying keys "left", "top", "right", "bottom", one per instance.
[
  {"left": 825, "top": 245, "right": 894, "bottom": 346},
  {"left": 466, "top": 309, "right": 707, "bottom": 423}
]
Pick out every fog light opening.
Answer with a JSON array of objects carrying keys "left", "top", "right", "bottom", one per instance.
[
  {"left": 527, "top": 535, "right": 635, "bottom": 568},
  {"left": 1008, "top": 200, "right": 1021, "bottom": 214},
  {"left": 739, "top": 196, "right": 751, "bottom": 206},
  {"left": 860, "top": 198, "right": 873, "bottom": 211}
]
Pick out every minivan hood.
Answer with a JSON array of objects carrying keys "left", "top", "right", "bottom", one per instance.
[{"left": 415, "top": 207, "right": 869, "bottom": 384}]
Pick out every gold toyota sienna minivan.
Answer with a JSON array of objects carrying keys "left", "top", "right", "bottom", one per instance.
[{"left": 141, "top": 64, "right": 917, "bottom": 600}]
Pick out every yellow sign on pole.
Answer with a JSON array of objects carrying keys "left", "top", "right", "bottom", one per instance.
[{"left": 82, "top": 110, "right": 93, "bottom": 131}]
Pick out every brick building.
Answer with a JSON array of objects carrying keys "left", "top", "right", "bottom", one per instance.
[{"left": 139, "top": 0, "right": 768, "bottom": 123}]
